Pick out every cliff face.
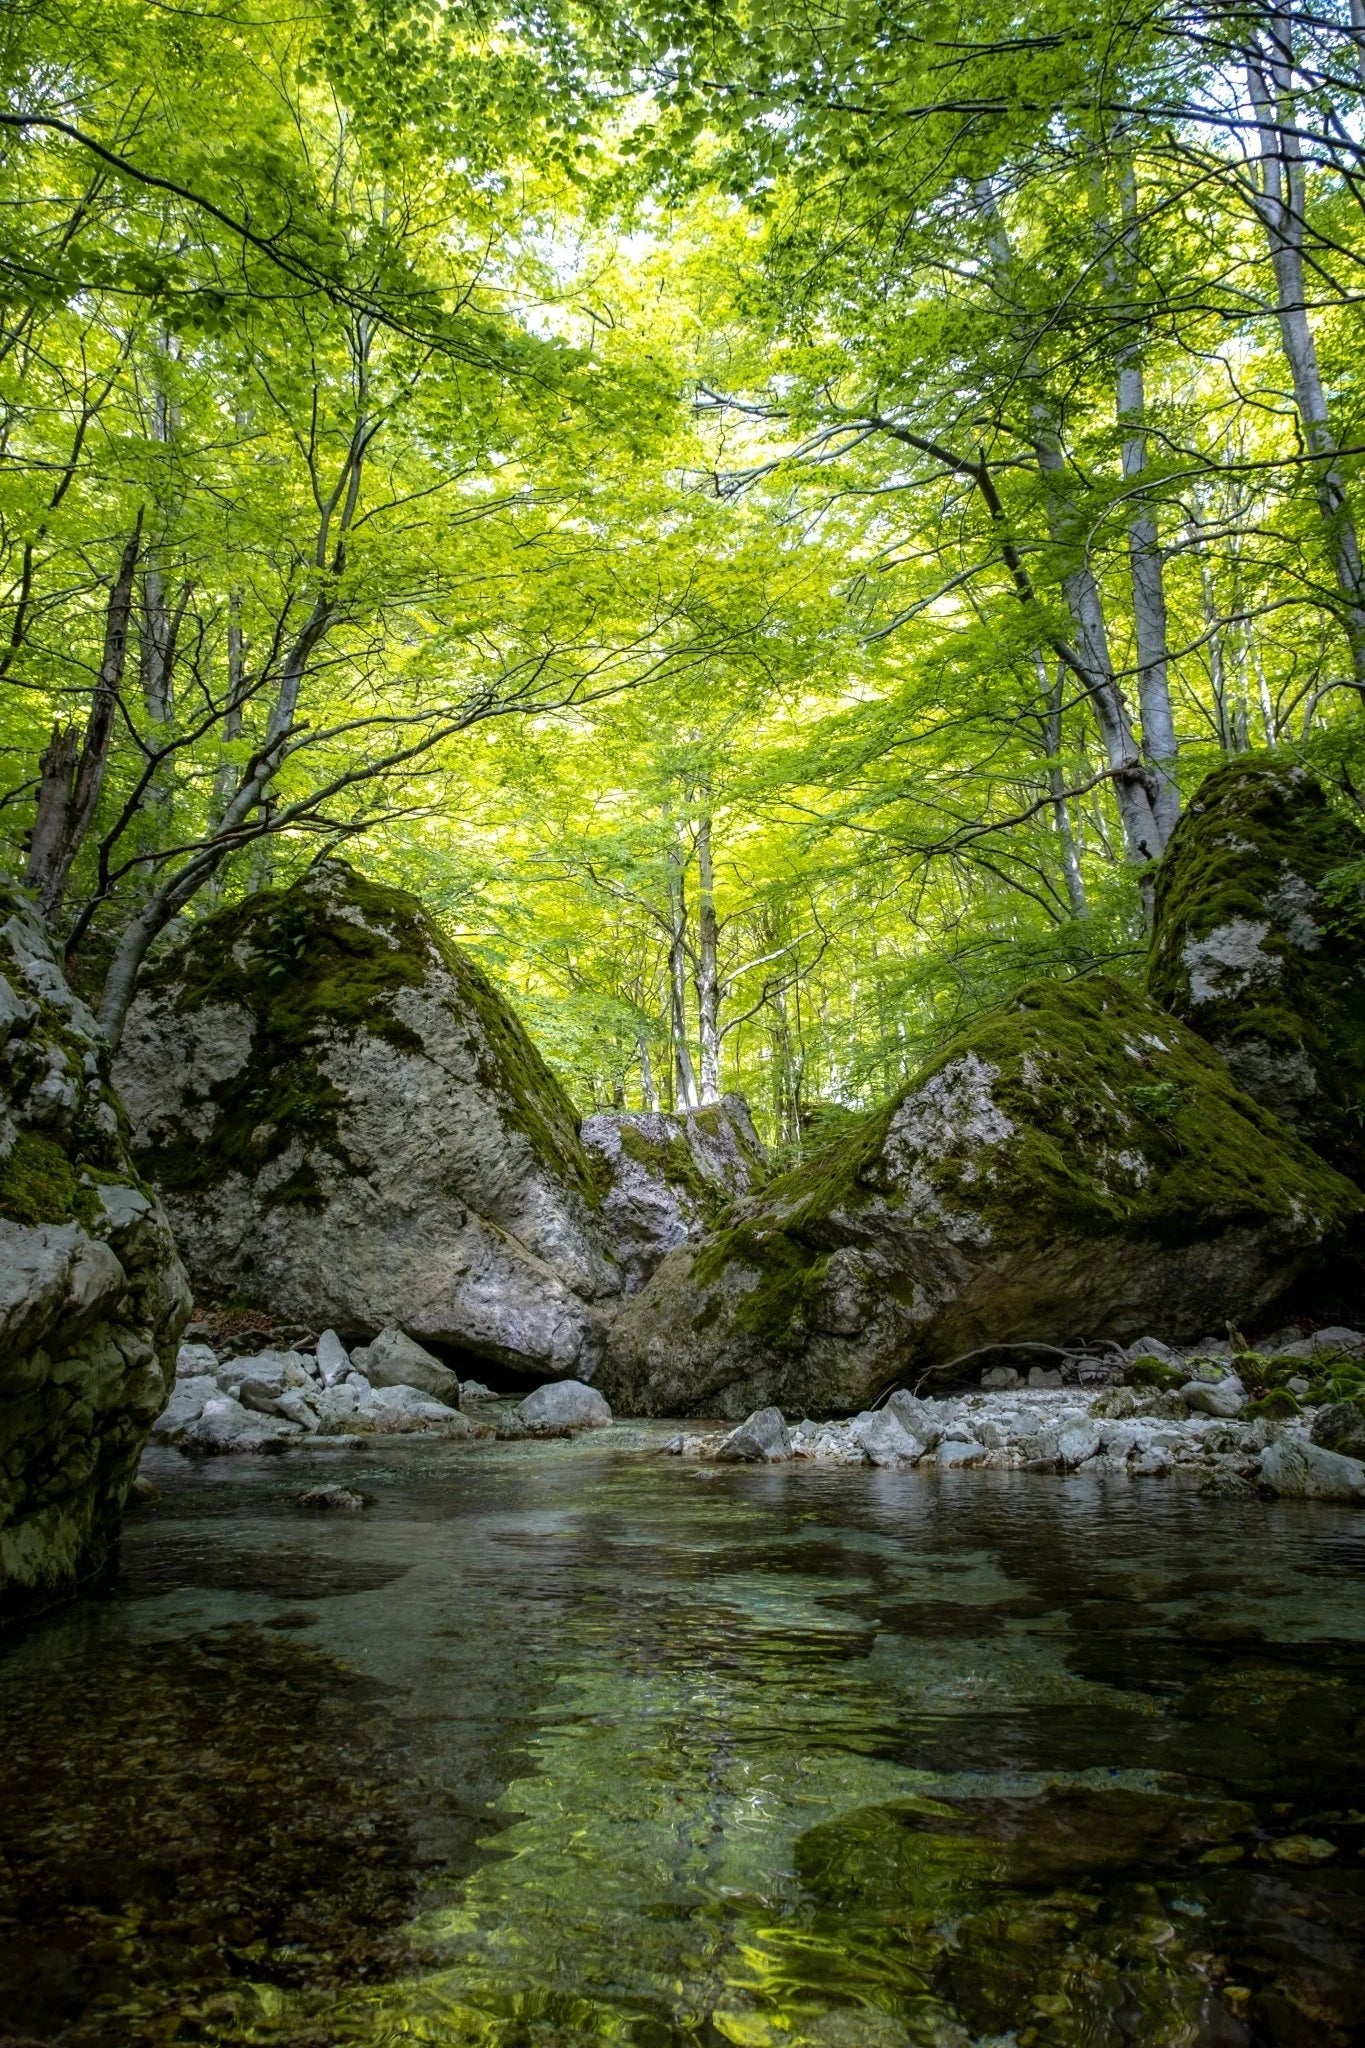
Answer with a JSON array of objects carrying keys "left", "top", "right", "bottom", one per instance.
[{"left": 0, "top": 883, "right": 190, "bottom": 1613}]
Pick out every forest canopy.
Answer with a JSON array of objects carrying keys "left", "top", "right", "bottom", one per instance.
[{"left": 3, "top": 0, "right": 1365, "bottom": 1145}]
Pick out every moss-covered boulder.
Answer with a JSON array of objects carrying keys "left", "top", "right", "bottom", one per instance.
[
  {"left": 0, "top": 882, "right": 190, "bottom": 1614},
  {"left": 1148, "top": 757, "right": 1365, "bottom": 1183},
  {"left": 580, "top": 1096, "right": 768, "bottom": 1292},
  {"left": 598, "top": 977, "right": 1363, "bottom": 1419},
  {"left": 115, "top": 863, "right": 621, "bottom": 1375}
]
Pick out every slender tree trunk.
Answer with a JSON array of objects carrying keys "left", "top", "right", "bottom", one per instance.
[
  {"left": 25, "top": 515, "right": 142, "bottom": 923},
  {"left": 1247, "top": 19, "right": 1365, "bottom": 691},
  {"left": 637, "top": 1035, "right": 660, "bottom": 1113},
  {"left": 1035, "top": 653, "right": 1088, "bottom": 916},
  {"left": 1112, "top": 159, "right": 1180, "bottom": 838},
  {"left": 694, "top": 804, "right": 721, "bottom": 1104},
  {"left": 666, "top": 841, "right": 698, "bottom": 1111}
]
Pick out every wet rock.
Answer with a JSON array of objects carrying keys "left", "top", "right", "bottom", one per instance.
[
  {"left": 365, "top": 1385, "right": 480, "bottom": 1436},
  {"left": 296, "top": 1485, "right": 367, "bottom": 1510},
  {"left": 152, "top": 1373, "right": 217, "bottom": 1438},
  {"left": 599, "top": 976, "right": 1361, "bottom": 1420},
  {"left": 182, "top": 1394, "right": 302, "bottom": 1453},
  {"left": 848, "top": 1408, "right": 923, "bottom": 1466},
  {"left": 580, "top": 1096, "right": 767, "bottom": 1292},
  {"left": 1310, "top": 1401, "right": 1365, "bottom": 1459},
  {"left": 514, "top": 1378, "right": 613, "bottom": 1434},
  {"left": 115, "top": 860, "right": 622, "bottom": 1378},
  {"left": 354, "top": 1327, "right": 460, "bottom": 1408},
  {"left": 316, "top": 1327, "right": 351, "bottom": 1384},
  {"left": 0, "top": 884, "right": 191, "bottom": 1610},
  {"left": 1148, "top": 756, "right": 1365, "bottom": 1181},
  {"left": 1259, "top": 1435, "right": 1365, "bottom": 1501},
  {"left": 1180, "top": 1375, "right": 1246, "bottom": 1418},
  {"left": 936, "top": 1436, "right": 987, "bottom": 1469},
  {"left": 716, "top": 1405, "right": 792, "bottom": 1463}
]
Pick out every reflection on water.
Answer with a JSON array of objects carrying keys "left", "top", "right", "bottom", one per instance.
[{"left": 1, "top": 1436, "right": 1363, "bottom": 2046}]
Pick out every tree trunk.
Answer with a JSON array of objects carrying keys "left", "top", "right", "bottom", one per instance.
[
  {"left": 1247, "top": 20, "right": 1365, "bottom": 691},
  {"left": 637, "top": 1035, "right": 660, "bottom": 1113},
  {"left": 25, "top": 515, "right": 142, "bottom": 923},
  {"left": 1036, "top": 654, "right": 1088, "bottom": 917},
  {"left": 694, "top": 805, "right": 721, "bottom": 1103},
  {"left": 1113, "top": 159, "right": 1180, "bottom": 839},
  {"left": 666, "top": 841, "right": 699, "bottom": 1110}
]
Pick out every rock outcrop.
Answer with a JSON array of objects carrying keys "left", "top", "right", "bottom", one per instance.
[
  {"left": 598, "top": 977, "right": 1363, "bottom": 1419},
  {"left": 0, "top": 883, "right": 190, "bottom": 1611},
  {"left": 580, "top": 1096, "right": 767, "bottom": 1291},
  {"left": 1148, "top": 757, "right": 1365, "bottom": 1183},
  {"left": 115, "top": 863, "right": 621, "bottom": 1377}
]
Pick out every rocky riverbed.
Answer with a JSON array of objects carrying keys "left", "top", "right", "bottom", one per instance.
[{"left": 149, "top": 1316, "right": 1365, "bottom": 1505}]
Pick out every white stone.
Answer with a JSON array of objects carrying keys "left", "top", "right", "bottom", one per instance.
[
  {"left": 936, "top": 1436, "right": 987, "bottom": 1468},
  {"left": 1259, "top": 1436, "right": 1365, "bottom": 1502},
  {"left": 315, "top": 1328, "right": 351, "bottom": 1385},
  {"left": 516, "top": 1378, "right": 613, "bottom": 1432},
  {"left": 848, "top": 1408, "right": 923, "bottom": 1466},
  {"left": 176, "top": 1341, "right": 218, "bottom": 1378},
  {"left": 152, "top": 1374, "right": 217, "bottom": 1437},
  {"left": 1180, "top": 1375, "right": 1245, "bottom": 1418},
  {"left": 355, "top": 1327, "right": 460, "bottom": 1407},
  {"left": 1057, "top": 1422, "right": 1101, "bottom": 1468}
]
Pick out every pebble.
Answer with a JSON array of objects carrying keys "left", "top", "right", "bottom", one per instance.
[{"left": 295, "top": 1486, "right": 367, "bottom": 1511}]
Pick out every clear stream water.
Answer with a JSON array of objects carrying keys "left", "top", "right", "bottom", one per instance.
[{"left": 1, "top": 1428, "right": 1363, "bottom": 2048}]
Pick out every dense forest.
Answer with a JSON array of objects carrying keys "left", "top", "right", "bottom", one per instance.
[{"left": 4, "top": 0, "right": 1365, "bottom": 1144}]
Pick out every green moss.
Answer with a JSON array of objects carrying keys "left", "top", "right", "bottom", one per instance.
[
  {"left": 1246, "top": 1388, "right": 1301, "bottom": 1419},
  {"left": 1147, "top": 756, "right": 1365, "bottom": 1182},
  {"left": 616, "top": 1123, "right": 729, "bottom": 1221},
  {"left": 670, "top": 973, "right": 1363, "bottom": 1358},
  {"left": 137, "top": 863, "right": 601, "bottom": 1207},
  {"left": 0, "top": 1129, "right": 78, "bottom": 1226},
  {"left": 1123, "top": 1357, "right": 1184, "bottom": 1392}
]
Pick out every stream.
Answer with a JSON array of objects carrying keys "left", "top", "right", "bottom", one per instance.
[{"left": 0, "top": 1429, "right": 1362, "bottom": 2047}]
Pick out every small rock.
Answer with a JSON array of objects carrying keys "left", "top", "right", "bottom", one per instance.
[
  {"left": 515, "top": 1379, "right": 613, "bottom": 1433},
  {"left": 183, "top": 1395, "right": 303, "bottom": 1452},
  {"left": 296, "top": 1486, "right": 366, "bottom": 1511},
  {"left": 176, "top": 1341, "right": 218, "bottom": 1377},
  {"left": 1259, "top": 1436, "right": 1365, "bottom": 1502},
  {"left": 1027, "top": 1366, "right": 1062, "bottom": 1388},
  {"left": 886, "top": 1391, "right": 946, "bottom": 1449},
  {"left": 129, "top": 1474, "right": 159, "bottom": 1503},
  {"left": 358, "top": 1327, "right": 461, "bottom": 1408},
  {"left": 848, "top": 1409, "right": 923, "bottom": 1466},
  {"left": 716, "top": 1406, "right": 792, "bottom": 1463},
  {"left": 274, "top": 1388, "right": 322, "bottom": 1433},
  {"left": 1261, "top": 1835, "right": 1337, "bottom": 1864},
  {"left": 152, "top": 1374, "right": 216, "bottom": 1438},
  {"left": 1286, "top": 1375, "right": 1311, "bottom": 1396},
  {"left": 936, "top": 1436, "right": 986, "bottom": 1468},
  {"left": 980, "top": 1365, "right": 1019, "bottom": 1389},
  {"left": 1057, "top": 1421, "right": 1101, "bottom": 1469},
  {"left": 366, "top": 1384, "right": 480, "bottom": 1436},
  {"left": 1124, "top": 1336, "right": 1174, "bottom": 1362},
  {"left": 1180, "top": 1375, "right": 1245, "bottom": 1418},
  {"left": 315, "top": 1328, "right": 351, "bottom": 1385},
  {"left": 461, "top": 1379, "right": 494, "bottom": 1400},
  {"left": 1311, "top": 1326, "right": 1364, "bottom": 1353}
]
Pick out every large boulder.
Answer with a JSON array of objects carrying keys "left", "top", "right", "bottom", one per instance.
[
  {"left": 580, "top": 1096, "right": 767, "bottom": 1291},
  {"left": 598, "top": 977, "right": 1363, "bottom": 1419},
  {"left": 115, "top": 863, "right": 621, "bottom": 1376},
  {"left": 1148, "top": 757, "right": 1365, "bottom": 1183},
  {"left": 0, "top": 883, "right": 190, "bottom": 1612}
]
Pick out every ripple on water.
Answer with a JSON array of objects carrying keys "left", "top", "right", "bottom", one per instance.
[{"left": 0, "top": 1442, "right": 1362, "bottom": 2046}]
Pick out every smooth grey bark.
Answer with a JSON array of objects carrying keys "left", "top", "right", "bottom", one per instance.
[
  {"left": 637, "top": 1035, "right": 660, "bottom": 1113},
  {"left": 1246, "top": 19, "right": 1365, "bottom": 691}
]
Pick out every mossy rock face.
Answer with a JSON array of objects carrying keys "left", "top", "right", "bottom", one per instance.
[
  {"left": 580, "top": 1095, "right": 768, "bottom": 1292},
  {"left": 598, "top": 976, "right": 1363, "bottom": 1419},
  {"left": 0, "top": 880, "right": 191, "bottom": 1614},
  {"left": 115, "top": 862, "right": 621, "bottom": 1374},
  {"left": 1148, "top": 757, "right": 1365, "bottom": 1184}
]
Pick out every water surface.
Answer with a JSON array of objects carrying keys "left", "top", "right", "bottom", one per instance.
[{"left": 1, "top": 1432, "right": 1362, "bottom": 2046}]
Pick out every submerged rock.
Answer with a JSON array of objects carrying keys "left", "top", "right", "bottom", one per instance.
[
  {"left": 116, "top": 862, "right": 621, "bottom": 1377},
  {"left": 1148, "top": 757, "right": 1365, "bottom": 1183},
  {"left": 599, "top": 977, "right": 1362, "bottom": 1419},
  {"left": 580, "top": 1096, "right": 767, "bottom": 1292},
  {"left": 0, "top": 882, "right": 190, "bottom": 1611}
]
